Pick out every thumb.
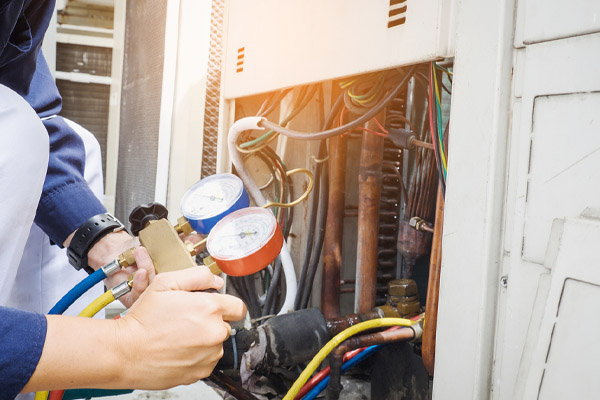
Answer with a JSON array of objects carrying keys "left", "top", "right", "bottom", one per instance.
[
  {"left": 132, "top": 247, "right": 155, "bottom": 276},
  {"left": 151, "top": 266, "right": 224, "bottom": 293}
]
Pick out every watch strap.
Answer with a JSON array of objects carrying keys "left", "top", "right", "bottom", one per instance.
[{"left": 67, "top": 213, "right": 124, "bottom": 274}]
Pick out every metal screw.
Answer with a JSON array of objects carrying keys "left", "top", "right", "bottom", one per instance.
[{"left": 500, "top": 275, "right": 508, "bottom": 288}]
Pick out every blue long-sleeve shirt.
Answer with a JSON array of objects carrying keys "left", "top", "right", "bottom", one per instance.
[
  {"left": 0, "top": 0, "right": 106, "bottom": 246},
  {"left": 0, "top": 307, "right": 47, "bottom": 400}
]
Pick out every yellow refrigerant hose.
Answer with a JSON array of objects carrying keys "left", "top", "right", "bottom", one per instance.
[
  {"left": 283, "top": 317, "right": 416, "bottom": 400},
  {"left": 35, "top": 286, "right": 122, "bottom": 400}
]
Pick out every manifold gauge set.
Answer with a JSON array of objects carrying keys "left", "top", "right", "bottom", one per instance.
[{"left": 181, "top": 173, "right": 283, "bottom": 276}]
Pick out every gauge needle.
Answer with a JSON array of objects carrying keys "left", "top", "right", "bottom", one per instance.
[
  {"left": 198, "top": 194, "right": 223, "bottom": 201},
  {"left": 222, "top": 230, "right": 257, "bottom": 239}
]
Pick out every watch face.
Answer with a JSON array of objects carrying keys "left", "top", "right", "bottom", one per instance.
[
  {"left": 180, "top": 174, "right": 245, "bottom": 220},
  {"left": 207, "top": 207, "right": 278, "bottom": 260}
]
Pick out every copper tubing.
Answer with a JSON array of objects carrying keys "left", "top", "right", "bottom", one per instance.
[
  {"left": 321, "top": 135, "right": 347, "bottom": 318},
  {"left": 422, "top": 184, "right": 444, "bottom": 376},
  {"left": 355, "top": 115, "right": 385, "bottom": 313},
  {"left": 327, "top": 327, "right": 416, "bottom": 400},
  {"left": 413, "top": 139, "right": 434, "bottom": 150}
]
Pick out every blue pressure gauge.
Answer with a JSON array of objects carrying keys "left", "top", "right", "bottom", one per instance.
[{"left": 180, "top": 173, "right": 250, "bottom": 234}]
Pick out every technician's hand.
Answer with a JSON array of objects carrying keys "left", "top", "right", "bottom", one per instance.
[
  {"left": 116, "top": 263, "right": 246, "bottom": 388},
  {"left": 87, "top": 231, "right": 154, "bottom": 307},
  {"left": 24, "top": 255, "right": 246, "bottom": 393}
]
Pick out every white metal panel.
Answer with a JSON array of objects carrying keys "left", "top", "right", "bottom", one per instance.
[
  {"left": 538, "top": 279, "right": 600, "bottom": 399},
  {"left": 522, "top": 93, "right": 600, "bottom": 263},
  {"left": 517, "top": 33, "right": 600, "bottom": 265},
  {"left": 432, "top": 0, "right": 515, "bottom": 398},
  {"left": 155, "top": 0, "right": 181, "bottom": 205},
  {"left": 492, "top": 29, "right": 600, "bottom": 400},
  {"left": 165, "top": 0, "right": 213, "bottom": 219},
  {"left": 222, "top": 0, "right": 456, "bottom": 98},
  {"left": 522, "top": 0, "right": 600, "bottom": 44},
  {"left": 521, "top": 216, "right": 600, "bottom": 399}
]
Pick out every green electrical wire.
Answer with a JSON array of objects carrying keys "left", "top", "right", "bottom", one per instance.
[{"left": 240, "top": 85, "right": 316, "bottom": 149}]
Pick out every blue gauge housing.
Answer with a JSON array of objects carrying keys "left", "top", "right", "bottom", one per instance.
[
  {"left": 180, "top": 173, "right": 250, "bottom": 235},
  {"left": 190, "top": 188, "right": 249, "bottom": 234}
]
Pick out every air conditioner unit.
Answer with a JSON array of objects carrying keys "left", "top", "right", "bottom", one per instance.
[{"left": 222, "top": 0, "right": 457, "bottom": 98}]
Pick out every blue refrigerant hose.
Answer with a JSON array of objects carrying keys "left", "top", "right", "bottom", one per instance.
[
  {"left": 302, "top": 344, "right": 383, "bottom": 400},
  {"left": 48, "top": 259, "right": 121, "bottom": 315}
]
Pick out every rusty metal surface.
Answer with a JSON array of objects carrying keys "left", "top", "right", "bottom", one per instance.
[
  {"left": 397, "top": 217, "right": 432, "bottom": 277},
  {"left": 423, "top": 184, "right": 444, "bottom": 376},
  {"left": 321, "top": 135, "right": 347, "bottom": 318},
  {"left": 355, "top": 116, "right": 385, "bottom": 313}
]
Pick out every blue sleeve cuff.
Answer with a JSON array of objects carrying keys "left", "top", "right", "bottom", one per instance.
[
  {"left": 0, "top": 307, "right": 47, "bottom": 400},
  {"left": 35, "top": 181, "right": 106, "bottom": 246}
]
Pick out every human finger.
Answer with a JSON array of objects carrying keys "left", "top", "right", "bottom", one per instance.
[
  {"left": 211, "top": 293, "right": 247, "bottom": 322},
  {"left": 132, "top": 247, "right": 157, "bottom": 282},
  {"left": 151, "top": 266, "right": 224, "bottom": 293},
  {"left": 129, "top": 268, "right": 149, "bottom": 303}
]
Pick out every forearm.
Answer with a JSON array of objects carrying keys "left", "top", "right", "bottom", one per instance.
[{"left": 22, "top": 315, "right": 127, "bottom": 392}]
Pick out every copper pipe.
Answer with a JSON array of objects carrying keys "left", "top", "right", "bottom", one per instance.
[
  {"left": 326, "top": 310, "right": 384, "bottom": 336},
  {"left": 355, "top": 115, "right": 385, "bottom": 313},
  {"left": 421, "top": 224, "right": 434, "bottom": 234},
  {"left": 321, "top": 135, "right": 347, "bottom": 318},
  {"left": 413, "top": 139, "right": 434, "bottom": 150},
  {"left": 327, "top": 327, "right": 415, "bottom": 400},
  {"left": 340, "top": 285, "right": 387, "bottom": 294},
  {"left": 423, "top": 184, "right": 444, "bottom": 376}
]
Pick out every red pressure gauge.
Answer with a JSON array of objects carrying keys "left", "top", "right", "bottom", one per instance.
[{"left": 206, "top": 207, "right": 283, "bottom": 276}]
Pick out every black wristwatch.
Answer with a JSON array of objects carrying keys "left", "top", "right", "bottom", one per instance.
[{"left": 67, "top": 213, "right": 125, "bottom": 275}]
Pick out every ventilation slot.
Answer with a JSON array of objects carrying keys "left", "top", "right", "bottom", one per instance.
[
  {"left": 201, "top": 0, "right": 225, "bottom": 178},
  {"left": 388, "top": 0, "right": 407, "bottom": 28},
  {"left": 236, "top": 47, "right": 244, "bottom": 73}
]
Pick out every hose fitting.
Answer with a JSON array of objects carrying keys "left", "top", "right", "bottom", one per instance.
[
  {"left": 111, "top": 280, "right": 132, "bottom": 300},
  {"left": 101, "top": 259, "right": 121, "bottom": 277}
]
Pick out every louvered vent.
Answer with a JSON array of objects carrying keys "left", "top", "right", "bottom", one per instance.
[
  {"left": 236, "top": 47, "right": 244, "bottom": 73},
  {"left": 388, "top": 0, "right": 408, "bottom": 28},
  {"left": 200, "top": 0, "right": 225, "bottom": 178}
]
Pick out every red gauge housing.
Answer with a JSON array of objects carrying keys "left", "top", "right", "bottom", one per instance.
[{"left": 207, "top": 207, "right": 284, "bottom": 276}]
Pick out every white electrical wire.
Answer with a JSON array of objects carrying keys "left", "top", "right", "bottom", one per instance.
[{"left": 228, "top": 117, "right": 297, "bottom": 315}]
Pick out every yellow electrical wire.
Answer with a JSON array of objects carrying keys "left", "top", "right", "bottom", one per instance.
[
  {"left": 236, "top": 131, "right": 279, "bottom": 154},
  {"left": 262, "top": 168, "right": 313, "bottom": 209},
  {"left": 432, "top": 66, "right": 448, "bottom": 172},
  {"left": 348, "top": 74, "right": 385, "bottom": 105},
  {"left": 339, "top": 79, "right": 356, "bottom": 89},
  {"left": 283, "top": 317, "right": 415, "bottom": 400},
  {"left": 35, "top": 290, "right": 117, "bottom": 400}
]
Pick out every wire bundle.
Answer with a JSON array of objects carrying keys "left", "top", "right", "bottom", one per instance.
[
  {"left": 428, "top": 62, "right": 450, "bottom": 195},
  {"left": 229, "top": 68, "right": 416, "bottom": 318},
  {"left": 231, "top": 86, "right": 316, "bottom": 319}
]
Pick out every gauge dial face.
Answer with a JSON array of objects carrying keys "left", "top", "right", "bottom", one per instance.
[
  {"left": 180, "top": 173, "right": 244, "bottom": 220},
  {"left": 207, "top": 207, "right": 278, "bottom": 260}
]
